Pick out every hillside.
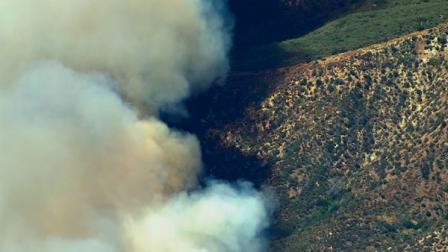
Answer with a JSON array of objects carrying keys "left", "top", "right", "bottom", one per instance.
[
  {"left": 201, "top": 24, "right": 448, "bottom": 251},
  {"left": 234, "top": 0, "right": 448, "bottom": 70},
  {"left": 229, "top": 0, "right": 363, "bottom": 47}
]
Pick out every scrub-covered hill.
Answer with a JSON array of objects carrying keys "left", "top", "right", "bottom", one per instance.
[
  {"left": 219, "top": 24, "right": 448, "bottom": 251},
  {"left": 234, "top": 0, "right": 448, "bottom": 70}
]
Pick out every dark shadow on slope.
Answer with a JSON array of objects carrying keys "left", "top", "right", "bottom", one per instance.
[
  {"left": 200, "top": 139, "right": 272, "bottom": 187},
  {"left": 229, "top": 0, "right": 366, "bottom": 48},
  {"left": 162, "top": 70, "right": 284, "bottom": 188}
]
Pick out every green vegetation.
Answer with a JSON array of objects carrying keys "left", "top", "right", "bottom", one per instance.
[
  {"left": 234, "top": 0, "right": 448, "bottom": 70},
  {"left": 225, "top": 24, "right": 448, "bottom": 250}
]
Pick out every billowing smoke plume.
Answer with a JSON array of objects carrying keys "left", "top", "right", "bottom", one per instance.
[
  {"left": 126, "top": 183, "right": 269, "bottom": 252},
  {"left": 0, "top": 0, "right": 229, "bottom": 108},
  {"left": 0, "top": 1, "right": 269, "bottom": 251}
]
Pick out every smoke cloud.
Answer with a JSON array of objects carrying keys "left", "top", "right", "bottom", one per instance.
[
  {"left": 127, "top": 183, "right": 269, "bottom": 252},
  {"left": 0, "top": 0, "right": 230, "bottom": 108},
  {"left": 0, "top": 1, "right": 269, "bottom": 252}
]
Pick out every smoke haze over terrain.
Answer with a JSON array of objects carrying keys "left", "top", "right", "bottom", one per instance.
[{"left": 0, "top": 1, "right": 269, "bottom": 251}]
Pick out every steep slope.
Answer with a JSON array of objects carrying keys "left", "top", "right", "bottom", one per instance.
[
  {"left": 229, "top": 0, "right": 363, "bottom": 47},
  {"left": 221, "top": 24, "right": 448, "bottom": 250},
  {"left": 234, "top": 0, "right": 448, "bottom": 70}
]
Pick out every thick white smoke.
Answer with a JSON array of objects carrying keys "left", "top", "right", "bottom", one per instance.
[
  {"left": 0, "top": 1, "right": 269, "bottom": 252},
  {"left": 127, "top": 183, "right": 269, "bottom": 252},
  {"left": 0, "top": 0, "right": 229, "bottom": 109}
]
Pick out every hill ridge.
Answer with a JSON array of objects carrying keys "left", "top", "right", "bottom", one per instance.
[{"left": 222, "top": 22, "right": 448, "bottom": 251}]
